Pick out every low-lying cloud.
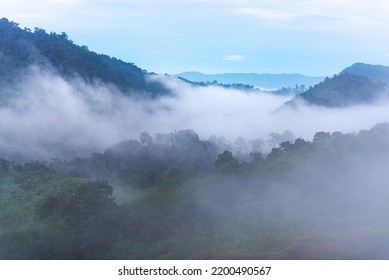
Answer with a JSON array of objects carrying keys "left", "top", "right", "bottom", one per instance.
[{"left": 1, "top": 65, "right": 389, "bottom": 160}]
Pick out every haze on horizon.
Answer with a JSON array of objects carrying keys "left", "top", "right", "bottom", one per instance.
[{"left": 2, "top": 0, "right": 389, "bottom": 76}]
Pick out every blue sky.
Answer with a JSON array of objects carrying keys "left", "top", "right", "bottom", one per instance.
[{"left": 2, "top": 0, "right": 389, "bottom": 76}]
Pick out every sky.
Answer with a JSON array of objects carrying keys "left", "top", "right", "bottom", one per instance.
[{"left": 2, "top": 0, "right": 389, "bottom": 76}]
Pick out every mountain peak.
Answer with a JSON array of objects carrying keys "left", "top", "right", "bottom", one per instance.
[
  {"left": 340, "top": 62, "right": 389, "bottom": 84},
  {"left": 285, "top": 72, "right": 387, "bottom": 108}
]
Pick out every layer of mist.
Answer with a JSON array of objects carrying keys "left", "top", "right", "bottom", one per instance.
[
  {"left": 2, "top": 63, "right": 389, "bottom": 259},
  {"left": 1, "top": 65, "right": 389, "bottom": 161}
]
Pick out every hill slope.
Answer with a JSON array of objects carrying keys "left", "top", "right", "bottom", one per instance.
[
  {"left": 0, "top": 18, "right": 168, "bottom": 97},
  {"left": 285, "top": 64, "right": 388, "bottom": 107}
]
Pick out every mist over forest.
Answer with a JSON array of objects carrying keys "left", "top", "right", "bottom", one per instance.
[
  {"left": 2, "top": 18, "right": 389, "bottom": 259},
  {"left": 3, "top": 65, "right": 389, "bottom": 162}
]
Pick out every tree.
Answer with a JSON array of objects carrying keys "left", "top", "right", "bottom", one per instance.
[
  {"left": 250, "top": 151, "right": 263, "bottom": 163},
  {"left": 313, "top": 131, "right": 330, "bottom": 143},
  {"left": 214, "top": 151, "right": 240, "bottom": 172},
  {"left": 0, "top": 158, "right": 11, "bottom": 172},
  {"left": 140, "top": 131, "right": 153, "bottom": 146}
]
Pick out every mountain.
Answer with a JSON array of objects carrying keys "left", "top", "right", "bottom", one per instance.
[
  {"left": 340, "top": 62, "right": 389, "bottom": 84},
  {"left": 0, "top": 18, "right": 168, "bottom": 97},
  {"left": 285, "top": 64, "right": 388, "bottom": 108},
  {"left": 176, "top": 71, "right": 324, "bottom": 89}
]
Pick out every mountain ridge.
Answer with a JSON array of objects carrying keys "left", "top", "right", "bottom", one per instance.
[
  {"left": 340, "top": 62, "right": 389, "bottom": 84},
  {"left": 0, "top": 18, "right": 168, "bottom": 97},
  {"left": 284, "top": 64, "right": 389, "bottom": 108},
  {"left": 176, "top": 71, "right": 324, "bottom": 89}
]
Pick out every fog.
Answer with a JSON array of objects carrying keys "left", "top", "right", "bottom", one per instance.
[
  {"left": 2, "top": 65, "right": 389, "bottom": 259},
  {"left": 185, "top": 124, "right": 389, "bottom": 258},
  {"left": 1, "top": 65, "right": 389, "bottom": 160}
]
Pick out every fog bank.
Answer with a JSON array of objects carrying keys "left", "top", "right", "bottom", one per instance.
[{"left": 1, "top": 66, "right": 389, "bottom": 160}]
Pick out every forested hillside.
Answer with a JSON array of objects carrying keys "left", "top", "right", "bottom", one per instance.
[
  {"left": 0, "top": 18, "right": 168, "bottom": 96},
  {"left": 285, "top": 73, "right": 387, "bottom": 107},
  {"left": 340, "top": 63, "right": 389, "bottom": 84},
  {"left": 2, "top": 123, "right": 389, "bottom": 259}
]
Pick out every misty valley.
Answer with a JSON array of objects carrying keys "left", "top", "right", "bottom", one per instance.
[{"left": 2, "top": 18, "right": 389, "bottom": 259}]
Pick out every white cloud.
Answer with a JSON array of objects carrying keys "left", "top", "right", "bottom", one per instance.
[
  {"left": 239, "top": 7, "right": 297, "bottom": 21},
  {"left": 3, "top": 0, "right": 389, "bottom": 31},
  {"left": 236, "top": 0, "right": 389, "bottom": 29},
  {"left": 222, "top": 55, "right": 245, "bottom": 61}
]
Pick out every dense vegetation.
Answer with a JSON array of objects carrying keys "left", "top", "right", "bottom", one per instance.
[
  {"left": 69, "top": 130, "right": 218, "bottom": 191},
  {"left": 2, "top": 124, "right": 389, "bottom": 259},
  {"left": 0, "top": 18, "right": 168, "bottom": 97}
]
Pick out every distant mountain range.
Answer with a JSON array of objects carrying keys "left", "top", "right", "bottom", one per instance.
[{"left": 176, "top": 71, "right": 325, "bottom": 89}]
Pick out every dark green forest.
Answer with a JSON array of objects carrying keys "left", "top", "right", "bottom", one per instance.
[
  {"left": 2, "top": 124, "right": 389, "bottom": 259},
  {"left": 0, "top": 18, "right": 168, "bottom": 97}
]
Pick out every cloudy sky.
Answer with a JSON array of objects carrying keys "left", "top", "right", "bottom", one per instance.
[{"left": 2, "top": 0, "right": 389, "bottom": 76}]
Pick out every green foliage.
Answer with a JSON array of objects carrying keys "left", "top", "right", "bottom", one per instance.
[
  {"left": 0, "top": 229, "right": 43, "bottom": 259},
  {"left": 2, "top": 124, "right": 389, "bottom": 259},
  {"left": 69, "top": 129, "right": 218, "bottom": 190},
  {"left": 214, "top": 150, "right": 240, "bottom": 173},
  {"left": 0, "top": 161, "right": 119, "bottom": 259}
]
